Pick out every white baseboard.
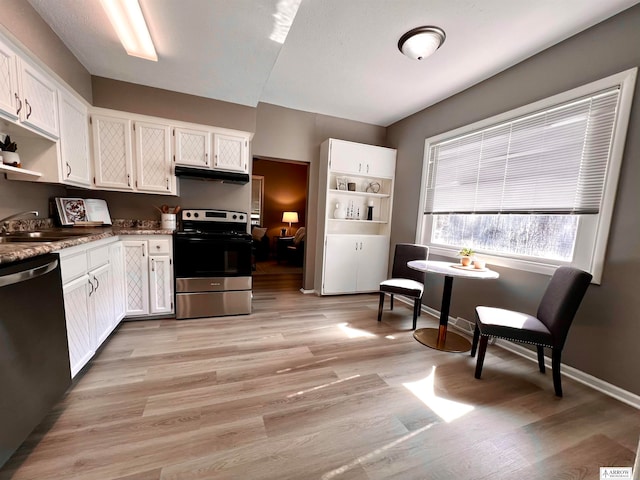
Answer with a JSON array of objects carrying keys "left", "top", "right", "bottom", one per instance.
[
  {"left": 395, "top": 296, "right": 640, "bottom": 409},
  {"left": 300, "top": 288, "right": 315, "bottom": 294}
]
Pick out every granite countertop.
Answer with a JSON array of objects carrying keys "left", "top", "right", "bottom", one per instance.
[{"left": 0, "top": 220, "right": 174, "bottom": 265}]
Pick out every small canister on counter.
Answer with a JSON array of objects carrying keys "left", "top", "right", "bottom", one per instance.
[{"left": 161, "top": 213, "right": 176, "bottom": 230}]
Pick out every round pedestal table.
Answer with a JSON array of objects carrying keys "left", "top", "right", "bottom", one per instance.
[{"left": 407, "top": 260, "right": 499, "bottom": 353}]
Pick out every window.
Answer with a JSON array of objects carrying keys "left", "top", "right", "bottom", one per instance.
[{"left": 417, "top": 69, "right": 637, "bottom": 283}]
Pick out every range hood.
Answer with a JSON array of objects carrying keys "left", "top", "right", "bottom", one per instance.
[{"left": 175, "top": 166, "right": 249, "bottom": 184}]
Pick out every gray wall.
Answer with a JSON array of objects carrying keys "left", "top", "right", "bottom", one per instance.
[
  {"left": 387, "top": 4, "right": 640, "bottom": 395},
  {"left": 92, "top": 77, "right": 257, "bottom": 134},
  {"left": 253, "top": 103, "right": 387, "bottom": 289}
]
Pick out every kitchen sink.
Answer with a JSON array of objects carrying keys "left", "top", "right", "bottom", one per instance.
[
  {"left": 0, "top": 230, "right": 92, "bottom": 243},
  {"left": 0, "top": 237, "right": 57, "bottom": 243}
]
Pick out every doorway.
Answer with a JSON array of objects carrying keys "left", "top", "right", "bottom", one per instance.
[{"left": 251, "top": 157, "right": 309, "bottom": 276}]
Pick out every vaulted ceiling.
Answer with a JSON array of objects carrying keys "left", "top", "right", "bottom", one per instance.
[{"left": 28, "top": 0, "right": 640, "bottom": 126}]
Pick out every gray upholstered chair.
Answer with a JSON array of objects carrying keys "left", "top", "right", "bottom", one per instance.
[
  {"left": 377, "top": 243, "right": 429, "bottom": 330},
  {"left": 471, "top": 266, "right": 592, "bottom": 397}
]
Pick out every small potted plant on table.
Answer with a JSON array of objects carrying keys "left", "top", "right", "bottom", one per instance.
[{"left": 458, "top": 247, "right": 475, "bottom": 267}]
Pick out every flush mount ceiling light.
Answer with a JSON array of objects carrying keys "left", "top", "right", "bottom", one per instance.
[
  {"left": 398, "top": 26, "right": 446, "bottom": 60},
  {"left": 101, "top": 0, "right": 157, "bottom": 61}
]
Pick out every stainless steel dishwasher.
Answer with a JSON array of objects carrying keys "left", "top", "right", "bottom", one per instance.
[{"left": 0, "top": 253, "right": 71, "bottom": 467}]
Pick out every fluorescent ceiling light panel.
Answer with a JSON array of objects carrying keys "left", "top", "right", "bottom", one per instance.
[
  {"left": 101, "top": 0, "right": 157, "bottom": 61},
  {"left": 270, "top": 0, "right": 302, "bottom": 44}
]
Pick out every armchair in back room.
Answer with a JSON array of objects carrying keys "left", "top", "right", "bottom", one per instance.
[
  {"left": 251, "top": 226, "right": 270, "bottom": 261},
  {"left": 285, "top": 227, "right": 306, "bottom": 266}
]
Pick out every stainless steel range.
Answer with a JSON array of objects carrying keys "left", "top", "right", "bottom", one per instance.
[{"left": 174, "top": 209, "right": 253, "bottom": 319}]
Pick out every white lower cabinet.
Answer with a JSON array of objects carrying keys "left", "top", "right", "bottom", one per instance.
[
  {"left": 62, "top": 275, "right": 92, "bottom": 378},
  {"left": 59, "top": 237, "right": 121, "bottom": 378},
  {"left": 322, "top": 234, "right": 389, "bottom": 294},
  {"left": 58, "top": 235, "right": 171, "bottom": 376},
  {"left": 91, "top": 262, "right": 113, "bottom": 346},
  {"left": 110, "top": 241, "right": 126, "bottom": 322},
  {"left": 123, "top": 240, "right": 149, "bottom": 316},
  {"left": 123, "top": 236, "right": 173, "bottom": 317},
  {"left": 149, "top": 254, "right": 173, "bottom": 314}
]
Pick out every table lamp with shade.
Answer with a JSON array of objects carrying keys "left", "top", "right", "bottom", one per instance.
[{"left": 282, "top": 211, "right": 298, "bottom": 235}]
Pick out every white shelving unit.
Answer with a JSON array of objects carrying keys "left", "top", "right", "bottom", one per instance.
[
  {"left": 315, "top": 138, "right": 396, "bottom": 295},
  {"left": 0, "top": 163, "right": 42, "bottom": 180}
]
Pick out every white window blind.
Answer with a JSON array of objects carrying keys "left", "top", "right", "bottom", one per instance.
[{"left": 424, "top": 87, "right": 620, "bottom": 214}]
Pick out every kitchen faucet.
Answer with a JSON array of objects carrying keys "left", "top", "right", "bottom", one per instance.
[{"left": 0, "top": 210, "right": 38, "bottom": 234}]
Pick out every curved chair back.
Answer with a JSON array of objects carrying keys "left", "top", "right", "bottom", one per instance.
[
  {"left": 536, "top": 266, "right": 592, "bottom": 348},
  {"left": 391, "top": 243, "right": 429, "bottom": 283}
]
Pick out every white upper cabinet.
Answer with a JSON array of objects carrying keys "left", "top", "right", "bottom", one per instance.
[
  {"left": 58, "top": 90, "right": 91, "bottom": 187},
  {"left": 174, "top": 126, "right": 210, "bottom": 168},
  {"left": 17, "top": 60, "right": 59, "bottom": 138},
  {"left": 134, "top": 121, "right": 173, "bottom": 193},
  {"left": 91, "top": 111, "right": 177, "bottom": 195},
  {"left": 329, "top": 139, "right": 395, "bottom": 178},
  {"left": 213, "top": 133, "right": 248, "bottom": 173},
  {"left": 92, "top": 114, "right": 134, "bottom": 190},
  {"left": 0, "top": 38, "right": 18, "bottom": 121},
  {"left": 0, "top": 37, "right": 58, "bottom": 138}
]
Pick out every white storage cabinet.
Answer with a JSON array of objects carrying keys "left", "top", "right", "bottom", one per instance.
[
  {"left": 315, "top": 138, "right": 397, "bottom": 295},
  {"left": 322, "top": 235, "right": 390, "bottom": 294}
]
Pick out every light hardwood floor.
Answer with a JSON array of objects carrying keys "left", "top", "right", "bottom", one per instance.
[{"left": 2, "top": 273, "right": 638, "bottom": 479}]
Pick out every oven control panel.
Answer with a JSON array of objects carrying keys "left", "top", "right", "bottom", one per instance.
[{"left": 181, "top": 209, "right": 247, "bottom": 223}]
